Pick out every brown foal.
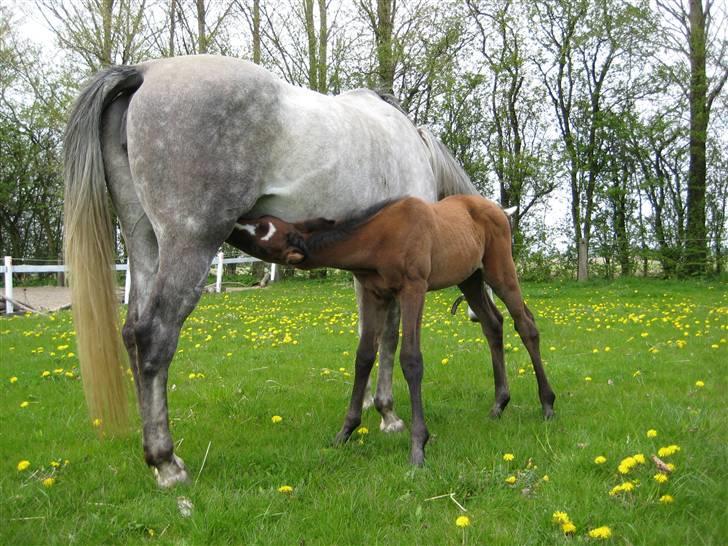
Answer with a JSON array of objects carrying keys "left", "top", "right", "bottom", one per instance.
[{"left": 232, "top": 195, "right": 556, "bottom": 465}]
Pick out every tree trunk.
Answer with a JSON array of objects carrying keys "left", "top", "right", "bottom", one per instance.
[
  {"left": 101, "top": 0, "right": 114, "bottom": 66},
  {"left": 684, "top": 0, "right": 708, "bottom": 276},
  {"left": 169, "top": 0, "right": 176, "bottom": 56},
  {"left": 196, "top": 0, "right": 207, "bottom": 53},
  {"left": 376, "top": 0, "right": 394, "bottom": 94},
  {"left": 304, "top": 0, "right": 318, "bottom": 90},
  {"left": 252, "top": 0, "right": 261, "bottom": 64},
  {"left": 578, "top": 237, "right": 588, "bottom": 282},
  {"left": 317, "top": 0, "right": 328, "bottom": 94}
]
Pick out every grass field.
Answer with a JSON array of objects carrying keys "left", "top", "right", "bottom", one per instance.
[{"left": 1, "top": 278, "right": 726, "bottom": 545}]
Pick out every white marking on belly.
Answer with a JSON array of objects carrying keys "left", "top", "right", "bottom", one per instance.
[
  {"left": 261, "top": 222, "right": 277, "bottom": 241},
  {"left": 234, "top": 223, "right": 256, "bottom": 236}
]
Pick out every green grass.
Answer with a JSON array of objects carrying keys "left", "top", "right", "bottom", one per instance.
[{"left": 1, "top": 279, "right": 726, "bottom": 545}]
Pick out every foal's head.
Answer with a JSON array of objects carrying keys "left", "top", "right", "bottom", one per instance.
[{"left": 234, "top": 216, "right": 334, "bottom": 265}]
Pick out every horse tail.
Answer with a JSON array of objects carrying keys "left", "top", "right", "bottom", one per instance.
[
  {"left": 64, "top": 65, "right": 143, "bottom": 433},
  {"left": 418, "top": 127, "right": 480, "bottom": 198}
]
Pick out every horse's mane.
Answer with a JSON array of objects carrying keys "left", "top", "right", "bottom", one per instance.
[{"left": 305, "top": 198, "right": 403, "bottom": 252}]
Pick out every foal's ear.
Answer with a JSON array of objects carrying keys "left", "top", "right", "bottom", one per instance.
[{"left": 295, "top": 218, "right": 335, "bottom": 233}]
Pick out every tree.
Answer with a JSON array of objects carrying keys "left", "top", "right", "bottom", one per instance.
[{"left": 657, "top": 0, "right": 727, "bottom": 275}]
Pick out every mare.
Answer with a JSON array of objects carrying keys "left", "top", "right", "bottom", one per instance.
[
  {"left": 235, "top": 195, "right": 556, "bottom": 465},
  {"left": 63, "top": 55, "right": 478, "bottom": 487}
]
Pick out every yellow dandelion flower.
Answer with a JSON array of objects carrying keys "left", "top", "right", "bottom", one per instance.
[
  {"left": 356, "top": 426, "right": 369, "bottom": 436},
  {"left": 659, "top": 494, "right": 674, "bottom": 504},
  {"left": 666, "top": 463, "right": 676, "bottom": 472},
  {"left": 277, "top": 485, "right": 293, "bottom": 494},
  {"left": 17, "top": 460, "right": 30, "bottom": 471},
  {"left": 41, "top": 370, "right": 51, "bottom": 378},
  {"left": 92, "top": 418, "right": 102, "bottom": 428},
  {"left": 646, "top": 429, "right": 657, "bottom": 438},
  {"left": 618, "top": 456, "right": 637, "bottom": 474},
  {"left": 50, "top": 460, "right": 61, "bottom": 468},
  {"left": 588, "top": 526, "right": 612, "bottom": 539},
  {"left": 20, "top": 401, "right": 29, "bottom": 408},
  {"left": 503, "top": 453, "right": 515, "bottom": 462},
  {"left": 695, "top": 380, "right": 705, "bottom": 388},
  {"left": 562, "top": 521, "right": 576, "bottom": 535},
  {"left": 441, "top": 358, "right": 449, "bottom": 365},
  {"left": 505, "top": 475, "right": 516, "bottom": 485},
  {"left": 633, "top": 453, "right": 646, "bottom": 465},
  {"left": 455, "top": 515, "right": 471, "bottom": 528},
  {"left": 552, "top": 511, "right": 571, "bottom": 525},
  {"left": 271, "top": 415, "right": 283, "bottom": 424},
  {"left": 657, "top": 445, "right": 681, "bottom": 458},
  {"left": 594, "top": 455, "right": 607, "bottom": 465},
  {"left": 585, "top": 376, "right": 593, "bottom": 382},
  {"left": 42, "top": 477, "right": 55, "bottom": 488},
  {"left": 653, "top": 473, "right": 668, "bottom": 484},
  {"left": 9, "top": 376, "right": 18, "bottom": 384},
  {"left": 542, "top": 474, "right": 550, "bottom": 482}
]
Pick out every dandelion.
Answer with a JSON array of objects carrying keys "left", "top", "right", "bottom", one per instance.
[
  {"left": 356, "top": 426, "right": 369, "bottom": 436},
  {"left": 633, "top": 453, "right": 646, "bottom": 465},
  {"left": 659, "top": 494, "right": 674, "bottom": 504},
  {"left": 505, "top": 475, "right": 516, "bottom": 485},
  {"left": 657, "top": 445, "right": 681, "bottom": 458},
  {"left": 588, "top": 526, "right": 612, "bottom": 539},
  {"left": 9, "top": 376, "right": 18, "bottom": 383},
  {"left": 503, "top": 453, "right": 515, "bottom": 462},
  {"left": 455, "top": 515, "right": 471, "bottom": 528},
  {"left": 594, "top": 455, "right": 607, "bottom": 465},
  {"left": 17, "top": 460, "right": 30, "bottom": 471},
  {"left": 20, "top": 401, "right": 29, "bottom": 408},
  {"left": 695, "top": 380, "right": 705, "bottom": 388},
  {"left": 271, "top": 415, "right": 283, "bottom": 424},
  {"left": 277, "top": 485, "right": 293, "bottom": 494},
  {"left": 562, "top": 521, "right": 576, "bottom": 535},
  {"left": 552, "top": 511, "right": 571, "bottom": 525},
  {"left": 646, "top": 429, "right": 658, "bottom": 438},
  {"left": 653, "top": 473, "right": 669, "bottom": 484},
  {"left": 542, "top": 475, "right": 550, "bottom": 482},
  {"left": 585, "top": 376, "right": 593, "bottom": 382},
  {"left": 441, "top": 358, "right": 449, "bottom": 365},
  {"left": 41, "top": 370, "right": 51, "bottom": 378},
  {"left": 609, "top": 482, "right": 635, "bottom": 496},
  {"left": 93, "top": 418, "right": 102, "bottom": 428},
  {"left": 42, "top": 477, "right": 55, "bottom": 488},
  {"left": 618, "top": 456, "right": 638, "bottom": 474}
]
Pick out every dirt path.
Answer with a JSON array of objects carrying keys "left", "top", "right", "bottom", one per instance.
[{"left": 5, "top": 286, "right": 73, "bottom": 312}]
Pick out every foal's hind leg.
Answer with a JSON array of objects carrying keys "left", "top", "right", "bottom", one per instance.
[
  {"left": 484, "top": 265, "right": 556, "bottom": 419},
  {"left": 458, "top": 272, "right": 510, "bottom": 418}
]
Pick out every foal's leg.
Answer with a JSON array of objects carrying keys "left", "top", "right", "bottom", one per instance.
[
  {"left": 484, "top": 264, "right": 556, "bottom": 419},
  {"left": 458, "top": 272, "right": 510, "bottom": 418},
  {"left": 334, "top": 291, "right": 389, "bottom": 445},
  {"left": 398, "top": 284, "right": 429, "bottom": 466},
  {"left": 374, "top": 299, "right": 406, "bottom": 433}
]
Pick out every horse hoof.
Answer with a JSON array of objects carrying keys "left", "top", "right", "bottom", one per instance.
[
  {"left": 543, "top": 407, "right": 555, "bottom": 420},
  {"left": 380, "top": 417, "right": 406, "bottom": 433},
  {"left": 333, "top": 431, "right": 351, "bottom": 446},
  {"left": 489, "top": 406, "right": 504, "bottom": 419},
  {"left": 154, "top": 455, "right": 190, "bottom": 488}
]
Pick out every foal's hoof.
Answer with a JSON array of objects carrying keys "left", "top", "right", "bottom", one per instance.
[
  {"left": 489, "top": 405, "right": 505, "bottom": 419},
  {"left": 409, "top": 449, "right": 425, "bottom": 467},
  {"left": 543, "top": 407, "right": 555, "bottom": 420},
  {"left": 154, "top": 455, "right": 190, "bottom": 488},
  {"left": 333, "top": 430, "right": 352, "bottom": 446},
  {"left": 380, "top": 416, "right": 406, "bottom": 433}
]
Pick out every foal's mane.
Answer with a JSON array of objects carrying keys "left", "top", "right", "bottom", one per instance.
[{"left": 305, "top": 198, "right": 403, "bottom": 252}]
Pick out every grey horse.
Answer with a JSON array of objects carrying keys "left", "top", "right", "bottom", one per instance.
[{"left": 64, "top": 55, "right": 479, "bottom": 487}]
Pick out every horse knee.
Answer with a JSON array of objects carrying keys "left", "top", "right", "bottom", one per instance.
[
  {"left": 134, "top": 318, "right": 176, "bottom": 375},
  {"left": 400, "top": 351, "right": 423, "bottom": 383}
]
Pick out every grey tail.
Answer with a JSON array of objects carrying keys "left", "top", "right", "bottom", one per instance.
[
  {"left": 418, "top": 127, "right": 480, "bottom": 199},
  {"left": 63, "top": 65, "right": 143, "bottom": 433}
]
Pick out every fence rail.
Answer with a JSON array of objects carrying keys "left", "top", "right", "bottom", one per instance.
[{"left": 1, "top": 253, "right": 275, "bottom": 315}]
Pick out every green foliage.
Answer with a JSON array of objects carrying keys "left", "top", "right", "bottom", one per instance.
[{"left": 1, "top": 279, "right": 726, "bottom": 544}]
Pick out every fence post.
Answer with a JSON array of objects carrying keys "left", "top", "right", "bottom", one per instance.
[
  {"left": 270, "top": 263, "right": 279, "bottom": 282},
  {"left": 124, "top": 260, "right": 131, "bottom": 305},
  {"left": 216, "top": 252, "right": 224, "bottom": 293},
  {"left": 3, "top": 256, "right": 12, "bottom": 314}
]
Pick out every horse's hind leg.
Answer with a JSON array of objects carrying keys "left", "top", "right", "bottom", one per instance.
[
  {"left": 484, "top": 262, "right": 555, "bottom": 419},
  {"left": 374, "top": 299, "right": 405, "bottom": 433},
  {"left": 458, "top": 272, "right": 510, "bottom": 417},
  {"left": 334, "top": 290, "right": 389, "bottom": 444}
]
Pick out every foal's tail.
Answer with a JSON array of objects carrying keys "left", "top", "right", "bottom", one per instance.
[{"left": 64, "top": 66, "right": 143, "bottom": 432}]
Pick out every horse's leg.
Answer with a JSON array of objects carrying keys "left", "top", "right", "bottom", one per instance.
[
  {"left": 334, "top": 290, "right": 389, "bottom": 444},
  {"left": 374, "top": 298, "right": 405, "bottom": 433},
  {"left": 355, "top": 280, "right": 376, "bottom": 410},
  {"left": 458, "top": 272, "right": 510, "bottom": 418},
  {"left": 484, "top": 262, "right": 556, "bottom": 419},
  {"left": 398, "top": 284, "right": 429, "bottom": 466}
]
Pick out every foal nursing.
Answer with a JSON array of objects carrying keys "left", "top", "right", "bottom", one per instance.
[{"left": 236, "top": 195, "right": 555, "bottom": 465}]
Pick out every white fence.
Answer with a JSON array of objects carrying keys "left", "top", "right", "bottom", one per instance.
[{"left": 1, "top": 253, "right": 277, "bottom": 315}]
